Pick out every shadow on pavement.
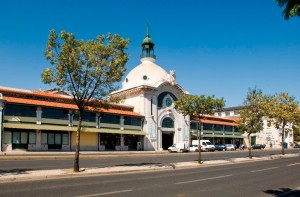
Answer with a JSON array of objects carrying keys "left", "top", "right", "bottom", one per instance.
[
  {"left": 0, "top": 169, "right": 32, "bottom": 176},
  {"left": 112, "top": 162, "right": 176, "bottom": 169},
  {"left": 264, "top": 187, "right": 300, "bottom": 197}
]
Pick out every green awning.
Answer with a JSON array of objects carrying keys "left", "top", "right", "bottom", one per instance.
[{"left": 3, "top": 123, "right": 146, "bottom": 135}]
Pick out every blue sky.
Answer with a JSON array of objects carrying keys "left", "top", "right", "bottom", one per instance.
[{"left": 1, "top": 0, "right": 300, "bottom": 107}]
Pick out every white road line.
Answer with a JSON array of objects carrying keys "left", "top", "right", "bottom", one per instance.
[
  {"left": 250, "top": 167, "right": 279, "bottom": 173},
  {"left": 175, "top": 175, "right": 233, "bottom": 185},
  {"left": 75, "top": 189, "right": 133, "bottom": 197}
]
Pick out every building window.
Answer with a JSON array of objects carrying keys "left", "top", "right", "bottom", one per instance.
[
  {"left": 224, "top": 125, "right": 233, "bottom": 132},
  {"left": 42, "top": 107, "right": 69, "bottom": 120},
  {"left": 157, "top": 92, "right": 177, "bottom": 108},
  {"left": 4, "top": 131, "right": 12, "bottom": 144},
  {"left": 100, "top": 114, "right": 120, "bottom": 124},
  {"left": 215, "top": 124, "right": 223, "bottom": 131},
  {"left": 62, "top": 134, "right": 69, "bottom": 145},
  {"left": 73, "top": 111, "right": 96, "bottom": 122},
  {"left": 5, "top": 104, "right": 36, "bottom": 117},
  {"left": 41, "top": 133, "right": 48, "bottom": 144},
  {"left": 162, "top": 117, "right": 174, "bottom": 128},
  {"left": 203, "top": 123, "right": 213, "bottom": 131},
  {"left": 124, "top": 116, "right": 142, "bottom": 126},
  {"left": 190, "top": 122, "right": 198, "bottom": 130},
  {"left": 29, "top": 132, "right": 36, "bottom": 144}
]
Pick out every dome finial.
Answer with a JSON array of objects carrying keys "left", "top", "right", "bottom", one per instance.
[
  {"left": 146, "top": 22, "right": 149, "bottom": 37},
  {"left": 141, "top": 23, "right": 156, "bottom": 59}
]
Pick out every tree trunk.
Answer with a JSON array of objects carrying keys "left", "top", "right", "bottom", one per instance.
[
  {"left": 281, "top": 125, "right": 285, "bottom": 155},
  {"left": 74, "top": 115, "right": 82, "bottom": 172},
  {"left": 198, "top": 122, "right": 203, "bottom": 164},
  {"left": 248, "top": 134, "right": 252, "bottom": 159}
]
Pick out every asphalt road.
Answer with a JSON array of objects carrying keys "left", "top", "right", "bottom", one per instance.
[
  {"left": 1, "top": 149, "right": 299, "bottom": 171},
  {"left": 0, "top": 156, "right": 299, "bottom": 197}
]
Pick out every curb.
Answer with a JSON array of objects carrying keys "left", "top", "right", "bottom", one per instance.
[{"left": 1, "top": 153, "right": 298, "bottom": 183}]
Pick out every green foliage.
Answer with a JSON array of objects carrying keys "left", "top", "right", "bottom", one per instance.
[
  {"left": 42, "top": 30, "right": 130, "bottom": 109},
  {"left": 175, "top": 94, "right": 224, "bottom": 164},
  {"left": 264, "top": 92, "right": 300, "bottom": 155},
  {"left": 237, "top": 88, "right": 266, "bottom": 158},
  {"left": 41, "top": 30, "right": 130, "bottom": 172},
  {"left": 293, "top": 126, "right": 300, "bottom": 142},
  {"left": 265, "top": 93, "right": 300, "bottom": 129},
  {"left": 276, "top": 0, "right": 300, "bottom": 20},
  {"left": 175, "top": 94, "right": 225, "bottom": 119},
  {"left": 237, "top": 88, "right": 265, "bottom": 136}
]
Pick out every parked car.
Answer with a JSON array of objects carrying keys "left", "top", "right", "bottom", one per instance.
[
  {"left": 192, "top": 140, "right": 215, "bottom": 152},
  {"left": 189, "top": 144, "right": 199, "bottom": 152},
  {"left": 294, "top": 144, "right": 300, "bottom": 148},
  {"left": 251, "top": 144, "right": 266, "bottom": 150},
  {"left": 225, "top": 144, "right": 236, "bottom": 151},
  {"left": 168, "top": 143, "right": 189, "bottom": 153},
  {"left": 215, "top": 144, "right": 227, "bottom": 151}
]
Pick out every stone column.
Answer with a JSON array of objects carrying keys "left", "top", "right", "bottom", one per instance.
[
  {"left": 36, "top": 106, "right": 42, "bottom": 125},
  {"left": 120, "top": 115, "right": 124, "bottom": 130},
  {"left": 36, "top": 130, "right": 42, "bottom": 151}
]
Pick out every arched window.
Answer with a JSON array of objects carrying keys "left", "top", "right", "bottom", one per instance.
[
  {"left": 157, "top": 92, "right": 177, "bottom": 108},
  {"left": 162, "top": 117, "right": 174, "bottom": 128}
]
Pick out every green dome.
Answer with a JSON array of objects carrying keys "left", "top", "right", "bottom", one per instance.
[
  {"left": 140, "top": 23, "right": 156, "bottom": 59},
  {"left": 142, "top": 36, "right": 154, "bottom": 46}
]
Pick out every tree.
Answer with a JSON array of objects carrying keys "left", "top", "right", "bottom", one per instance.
[
  {"left": 42, "top": 30, "right": 129, "bottom": 172},
  {"left": 276, "top": 0, "right": 300, "bottom": 20},
  {"left": 175, "top": 94, "right": 225, "bottom": 164},
  {"left": 237, "top": 88, "right": 265, "bottom": 159},
  {"left": 264, "top": 93, "right": 300, "bottom": 155},
  {"left": 293, "top": 126, "right": 300, "bottom": 142}
]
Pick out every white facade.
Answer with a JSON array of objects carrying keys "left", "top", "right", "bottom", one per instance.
[
  {"left": 110, "top": 56, "right": 190, "bottom": 150},
  {"left": 215, "top": 107, "right": 294, "bottom": 148}
]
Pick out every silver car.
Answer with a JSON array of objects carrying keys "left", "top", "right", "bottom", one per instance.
[{"left": 225, "top": 144, "right": 236, "bottom": 151}]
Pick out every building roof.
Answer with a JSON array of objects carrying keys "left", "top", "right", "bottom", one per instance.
[
  {"left": 121, "top": 57, "right": 168, "bottom": 90},
  {"left": 0, "top": 86, "right": 143, "bottom": 117},
  {"left": 191, "top": 114, "right": 238, "bottom": 126}
]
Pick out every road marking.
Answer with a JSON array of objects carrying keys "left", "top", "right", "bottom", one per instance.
[
  {"left": 250, "top": 167, "right": 278, "bottom": 173},
  {"left": 175, "top": 175, "right": 232, "bottom": 185},
  {"left": 75, "top": 189, "right": 133, "bottom": 197},
  {"left": 288, "top": 162, "right": 300, "bottom": 166}
]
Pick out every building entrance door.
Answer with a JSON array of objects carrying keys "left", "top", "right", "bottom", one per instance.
[{"left": 162, "top": 132, "right": 173, "bottom": 150}]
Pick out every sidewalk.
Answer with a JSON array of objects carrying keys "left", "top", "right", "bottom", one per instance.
[
  {"left": 0, "top": 152, "right": 298, "bottom": 183},
  {"left": 0, "top": 150, "right": 169, "bottom": 160}
]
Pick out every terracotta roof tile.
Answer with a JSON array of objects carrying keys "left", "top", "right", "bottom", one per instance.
[
  {"left": 4, "top": 96, "right": 143, "bottom": 117},
  {"left": 4, "top": 96, "right": 77, "bottom": 109}
]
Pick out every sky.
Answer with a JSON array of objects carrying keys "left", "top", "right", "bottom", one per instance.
[{"left": 0, "top": 0, "right": 300, "bottom": 107}]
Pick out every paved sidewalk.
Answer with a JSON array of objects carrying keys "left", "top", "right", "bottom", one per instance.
[{"left": 0, "top": 153, "right": 298, "bottom": 183}]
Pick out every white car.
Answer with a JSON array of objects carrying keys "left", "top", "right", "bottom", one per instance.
[
  {"left": 189, "top": 144, "right": 199, "bottom": 152},
  {"left": 225, "top": 144, "right": 236, "bottom": 151}
]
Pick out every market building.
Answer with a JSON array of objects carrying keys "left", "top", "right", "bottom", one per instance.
[{"left": 0, "top": 27, "right": 242, "bottom": 152}]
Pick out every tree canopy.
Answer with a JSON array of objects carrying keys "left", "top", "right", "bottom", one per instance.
[
  {"left": 264, "top": 93, "right": 300, "bottom": 155},
  {"left": 175, "top": 94, "right": 225, "bottom": 163},
  {"left": 237, "top": 88, "right": 265, "bottom": 158},
  {"left": 276, "top": 0, "right": 300, "bottom": 20},
  {"left": 42, "top": 30, "right": 130, "bottom": 172}
]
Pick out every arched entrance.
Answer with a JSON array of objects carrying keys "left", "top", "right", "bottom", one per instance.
[{"left": 161, "top": 117, "right": 174, "bottom": 150}]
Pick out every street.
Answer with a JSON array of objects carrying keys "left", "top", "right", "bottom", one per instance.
[
  {"left": 1, "top": 149, "right": 299, "bottom": 171},
  {"left": 0, "top": 156, "right": 299, "bottom": 197}
]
